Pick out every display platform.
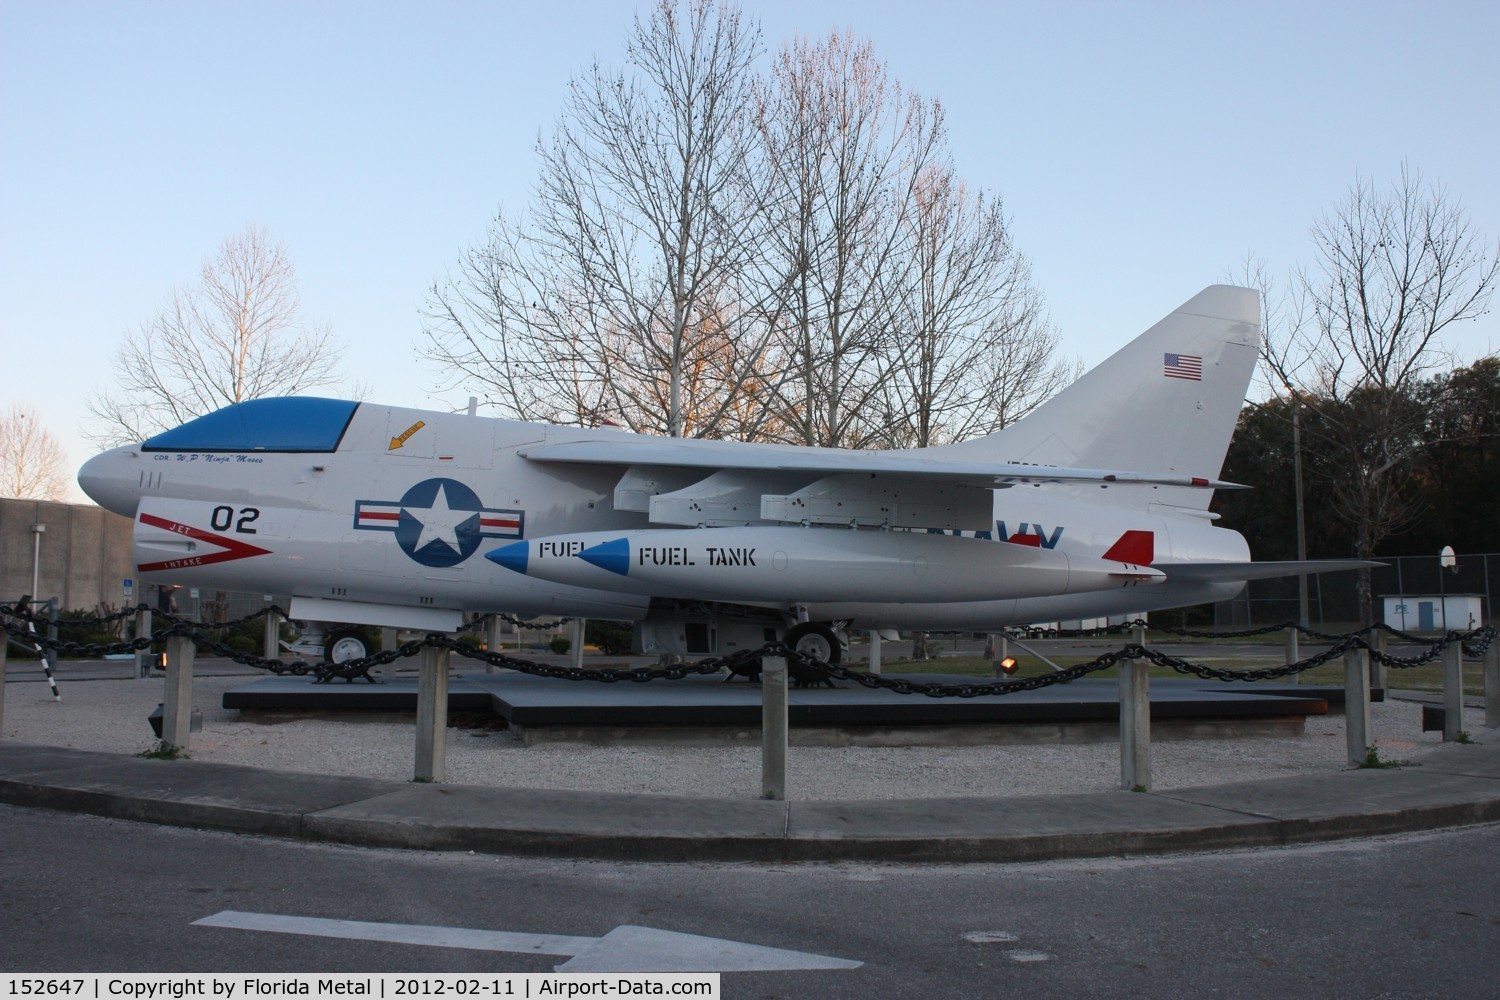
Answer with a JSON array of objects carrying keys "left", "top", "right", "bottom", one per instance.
[{"left": 222, "top": 670, "right": 1367, "bottom": 745}]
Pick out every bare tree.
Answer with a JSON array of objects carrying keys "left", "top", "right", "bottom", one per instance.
[
  {"left": 0, "top": 405, "right": 69, "bottom": 500},
  {"left": 876, "top": 162, "right": 1071, "bottom": 448},
  {"left": 751, "top": 31, "right": 945, "bottom": 448},
  {"left": 88, "top": 224, "right": 341, "bottom": 445},
  {"left": 424, "top": 0, "right": 774, "bottom": 438},
  {"left": 427, "top": 7, "right": 1075, "bottom": 451},
  {"left": 1262, "top": 166, "right": 1500, "bottom": 615}
]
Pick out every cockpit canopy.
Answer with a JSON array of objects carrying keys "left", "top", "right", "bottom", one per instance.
[{"left": 141, "top": 397, "right": 359, "bottom": 452}]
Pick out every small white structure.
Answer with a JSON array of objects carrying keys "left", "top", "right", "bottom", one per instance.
[{"left": 1381, "top": 594, "right": 1483, "bottom": 632}]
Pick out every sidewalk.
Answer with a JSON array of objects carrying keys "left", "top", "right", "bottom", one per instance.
[{"left": 2, "top": 732, "right": 1497, "bottom": 862}]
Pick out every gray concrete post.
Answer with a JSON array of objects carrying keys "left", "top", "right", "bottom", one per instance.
[
  {"left": 1119, "top": 658, "right": 1151, "bottom": 791},
  {"left": 761, "top": 655, "right": 789, "bottom": 800},
  {"left": 1344, "top": 646, "right": 1372, "bottom": 766},
  {"left": 135, "top": 608, "right": 153, "bottom": 678},
  {"left": 1370, "top": 629, "right": 1389, "bottom": 691},
  {"left": 1284, "top": 626, "right": 1300, "bottom": 684},
  {"left": 162, "top": 635, "right": 196, "bottom": 750},
  {"left": 569, "top": 618, "right": 586, "bottom": 670},
  {"left": 867, "top": 631, "right": 882, "bottom": 675},
  {"left": 1442, "top": 640, "right": 1464, "bottom": 742},
  {"left": 1485, "top": 639, "right": 1500, "bottom": 730},
  {"left": 1120, "top": 622, "right": 1151, "bottom": 791},
  {"left": 415, "top": 645, "right": 450, "bottom": 782}
]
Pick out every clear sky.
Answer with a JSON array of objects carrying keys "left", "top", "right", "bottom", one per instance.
[{"left": 3, "top": 0, "right": 1497, "bottom": 501}]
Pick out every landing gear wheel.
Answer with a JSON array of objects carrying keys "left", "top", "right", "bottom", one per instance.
[
  {"left": 324, "top": 627, "right": 370, "bottom": 664},
  {"left": 783, "top": 622, "right": 841, "bottom": 688},
  {"left": 784, "top": 622, "right": 842, "bottom": 664}
]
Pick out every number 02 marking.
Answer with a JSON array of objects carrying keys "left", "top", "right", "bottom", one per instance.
[{"left": 210, "top": 505, "right": 261, "bottom": 533}]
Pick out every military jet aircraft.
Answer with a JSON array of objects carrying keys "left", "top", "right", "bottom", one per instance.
[{"left": 78, "top": 285, "right": 1355, "bottom": 663}]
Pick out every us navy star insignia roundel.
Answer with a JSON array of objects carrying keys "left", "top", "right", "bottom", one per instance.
[{"left": 354, "top": 478, "right": 523, "bottom": 567}]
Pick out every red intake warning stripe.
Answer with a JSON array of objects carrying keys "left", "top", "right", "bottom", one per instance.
[{"left": 137, "top": 512, "right": 273, "bottom": 573}]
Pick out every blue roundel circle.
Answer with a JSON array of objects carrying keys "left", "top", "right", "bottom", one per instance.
[{"left": 393, "top": 478, "right": 488, "bottom": 568}]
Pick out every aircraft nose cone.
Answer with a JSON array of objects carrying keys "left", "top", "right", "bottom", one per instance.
[
  {"left": 486, "top": 541, "right": 530, "bottom": 575},
  {"left": 77, "top": 448, "right": 139, "bottom": 516}
]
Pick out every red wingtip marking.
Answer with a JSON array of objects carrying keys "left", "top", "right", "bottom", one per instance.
[
  {"left": 1103, "top": 530, "right": 1154, "bottom": 565},
  {"left": 1007, "top": 533, "right": 1043, "bottom": 547}
]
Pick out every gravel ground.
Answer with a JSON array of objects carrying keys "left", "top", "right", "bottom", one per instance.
[{"left": 0, "top": 672, "right": 1485, "bottom": 800}]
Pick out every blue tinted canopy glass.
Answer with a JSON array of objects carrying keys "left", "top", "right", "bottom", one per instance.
[{"left": 142, "top": 398, "right": 359, "bottom": 452}]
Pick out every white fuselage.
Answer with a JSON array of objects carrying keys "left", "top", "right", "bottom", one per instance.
[{"left": 80, "top": 402, "right": 1251, "bottom": 633}]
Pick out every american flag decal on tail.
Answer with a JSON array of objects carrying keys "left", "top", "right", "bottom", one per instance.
[{"left": 1163, "top": 353, "right": 1203, "bottom": 380}]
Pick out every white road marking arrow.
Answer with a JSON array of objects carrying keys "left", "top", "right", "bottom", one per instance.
[{"left": 193, "top": 910, "right": 862, "bottom": 973}]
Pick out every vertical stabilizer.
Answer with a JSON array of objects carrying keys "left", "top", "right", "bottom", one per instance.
[{"left": 940, "top": 285, "right": 1260, "bottom": 510}]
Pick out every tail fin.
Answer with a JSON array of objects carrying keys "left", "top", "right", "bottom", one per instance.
[{"left": 940, "top": 285, "right": 1260, "bottom": 511}]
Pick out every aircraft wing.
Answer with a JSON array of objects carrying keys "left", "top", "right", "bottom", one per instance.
[{"left": 519, "top": 439, "right": 1243, "bottom": 491}]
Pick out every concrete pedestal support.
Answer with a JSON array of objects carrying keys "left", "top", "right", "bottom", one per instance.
[
  {"left": 761, "top": 655, "right": 789, "bottom": 801},
  {"left": 263, "top": 608, "right": 280, "bottom": 659},
  {"left": 162, "top": 635, "right": 196, "bottom": 750},
  {"left": 485, "top": 617, "right": 505, "bottom": 672},
  {"left": 867, "top": 631, "right": 882, "bottom": 675},
  {"left": 569, "top": 619, "right": 585, "bottom": 670},
  {"left": 1344, "top": 647, "right": 1372, "bottom": 766},
  {"left": 415, "top": 645, "right": 450, "bottom": 782},
  {"left": 1442, "top": 641, "right": 1464, "bottom": 741},
  {"left": 1370, "top": 629, "right": 1389, "bottom": 691},
  {"left": 1485, "top": 640, "right": 1500, "bottom": 730},
  {"left": 1284, "top": 626, "right": 1300, "bottom": 684}
]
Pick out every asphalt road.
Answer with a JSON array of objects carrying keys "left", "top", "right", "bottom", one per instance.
[{"left": 2, "top": 805, "right": 1496, "bottom": 997}]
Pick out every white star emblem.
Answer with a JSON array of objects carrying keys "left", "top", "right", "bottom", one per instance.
[{"left": 407, "top": 482, "right": 475, "bottom": 554}]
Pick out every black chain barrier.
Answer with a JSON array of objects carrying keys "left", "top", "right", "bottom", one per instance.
[{"left": 2, "top": 598, "right": 1493, "bottom": 696}]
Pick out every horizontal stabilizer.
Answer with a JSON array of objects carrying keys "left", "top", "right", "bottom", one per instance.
[{"left": 1159, "top": 560, "right": 1381, "bottom": 583}]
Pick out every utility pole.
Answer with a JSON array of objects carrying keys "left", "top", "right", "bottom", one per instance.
[{"left": 1292, "top": 400, "right": 1309, "bottom": 627}]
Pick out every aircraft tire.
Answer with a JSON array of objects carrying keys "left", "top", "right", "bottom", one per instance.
[
  {"left": 784, "top": 622, "right": 841, "bottom": 665},
  {"left": 324, "top": 627, "right": 371, "bottom": 664}
]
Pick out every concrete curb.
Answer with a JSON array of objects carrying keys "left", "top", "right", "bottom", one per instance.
[{"left": 3, "top": 735, "right": 1498, "bottom": 862}]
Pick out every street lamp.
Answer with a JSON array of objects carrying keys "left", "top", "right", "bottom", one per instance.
[
  {"left": 1438, "top": 545, "right": 1457, "bottom": 629},
  {"left": 30, "top": 523, "right": 45, "bottom": 598}
]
